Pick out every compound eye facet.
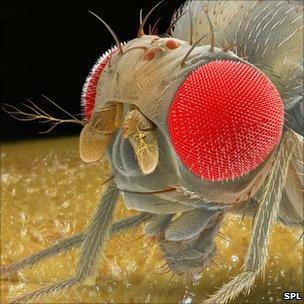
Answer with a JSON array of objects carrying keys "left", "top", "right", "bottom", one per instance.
[
  {"left": 168, "top": 60, "right": 284, "bottom": 181},
  {"left": 81, "top": 48, "right": 114, "bottom": 122}
]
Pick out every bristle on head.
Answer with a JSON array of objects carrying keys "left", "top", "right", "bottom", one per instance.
[
  {"left": 168, "top": 60, "right": 284, "bottom": 181},
  {"left": 81, "top": 47, "right": 116, "bottom": 121}
]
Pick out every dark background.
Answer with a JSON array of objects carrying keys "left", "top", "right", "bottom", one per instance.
[{"left": 1, "top": 0, "right": 185, "bottom": 141}]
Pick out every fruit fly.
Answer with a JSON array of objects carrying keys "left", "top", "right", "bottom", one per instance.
[{"left": 1, "top": 1, "right": 303, "bottom": 303}]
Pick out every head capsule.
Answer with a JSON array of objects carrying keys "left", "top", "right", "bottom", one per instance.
[{"left": 80, "top": 34, "right": 284, "bottom": 204}]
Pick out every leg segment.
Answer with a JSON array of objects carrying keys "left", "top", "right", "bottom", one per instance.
[
  {"left": 1, "top": 233, "right": 83, "bottom": 279},
  {"left": 9, "top": 278, "right": 80, "bottom": 304},
  {"left": 7, "top": 182, "right": 118, "bottom": 303},
  {"left": 8, "top": 182, "right": 151, "bottom": 303},
  {"left": 6, "top": 212, "right": 153, "bottom": 304},
  {"left": 1, "top": 210, "right": 152, "bottom": 278},
  {"left": 204, "top": 131, "right": 296, "bottom": 304}
]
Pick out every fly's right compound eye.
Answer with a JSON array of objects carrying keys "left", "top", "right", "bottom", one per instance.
[
  {"left": 81, "top": 48, "right": 116, "bottom": 122},
  {"left": 168, "top": 60, "right": 284, "bottom": 181}
]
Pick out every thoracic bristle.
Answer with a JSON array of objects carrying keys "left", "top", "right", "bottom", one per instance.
[{"left": 168, "top": 60, "right": 284, "bottom": 181}]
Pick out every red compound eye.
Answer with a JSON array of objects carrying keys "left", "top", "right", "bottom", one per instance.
[
  {"left": 168, "top": 60, "right": 284, "bottom": 181},
  {"left": 82, "top": 48, "right": 115, "bottom": 121}
]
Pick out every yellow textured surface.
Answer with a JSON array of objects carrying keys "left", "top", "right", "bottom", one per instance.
[{"left": 1, "top": 137, "right": 303, "bottom": 303}]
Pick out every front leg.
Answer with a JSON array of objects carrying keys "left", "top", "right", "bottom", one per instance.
[
  {"left": 233, "top": 131, "right": 304, "bottom": 228},
  {"left": 280, "top": 131, "right": 304, "bottom": 227},
  {"left": 8, "top": 181, "right": 119, "bottom": 304},
  {"left": 1, "top": 213, "right": 153, "bottom": 279}
]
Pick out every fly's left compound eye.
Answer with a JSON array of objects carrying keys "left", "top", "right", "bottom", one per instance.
[
  {"left": 168, "top": 60, "right": 284, "bottom": 181},
  {"left": 81, "top": 48, "right": 116, "bottom": 121}
]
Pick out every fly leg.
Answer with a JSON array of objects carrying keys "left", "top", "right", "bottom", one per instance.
[
  {"left": 1, "top": 212, "right": 152, "bottom": 279},
  {"left": 7, "top": 182, "right": 123, "bottom": 304},
  {"left": 204, "top": 131, "right": 296, "bottom": 304},
  {"left": 1, "top": 233, "right": 83, "bottom": 279}
]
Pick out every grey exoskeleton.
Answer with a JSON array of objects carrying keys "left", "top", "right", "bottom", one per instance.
[{"left": 1, "top": 1, "right": 303, "bottom": 303}]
